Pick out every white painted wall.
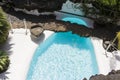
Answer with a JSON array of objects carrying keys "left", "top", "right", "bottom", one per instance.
[
  {"left": 61, "top": 0, "right": 84, "bottom": 15},
  {"left": 55, "top": 0, "right": 94, "bottom": 28}
]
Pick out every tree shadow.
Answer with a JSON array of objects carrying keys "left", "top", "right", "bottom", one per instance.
[
  {"left": 109, "top": 56, "right": 116, "bottom": 70},
  {"left": 115, "top": 55, "right": 120, "bottom": 61},
  {"left": 0, "top": 71, "right": 10, "bottom": 80},
  {"left": 0, "top": 37, "right": 14, "bottom": 55},
  {"left": 114, "top": 51, "right": 120, "bottom": 61}
]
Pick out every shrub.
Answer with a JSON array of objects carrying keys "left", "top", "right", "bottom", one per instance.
[
  {"left": 98, "top": 0, "right": 117, "bottom": 5},
  {"left": 0, "top": 7, "right": 10, "bottom": 73},
  {"left": 0, "top": 7, "right": 10, "bottom": 44},
  {"left": 0, "top": 51, "right": 10, "bottom": 73}
]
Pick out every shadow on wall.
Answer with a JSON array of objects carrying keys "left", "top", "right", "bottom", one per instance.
[
  {"left": 114, "top": 51, "right": 120, "bottom": 61},
  {"left": 30, "top": 33, "right": 45, "bottom": 45},
  {"left": 109, "top": 51, "right": 120, "bottom": 70},
  {"left": 115, "top": 55, "right": 120, "bottom": 61},
  {"left": 0, "top": 72, "right": 10, "bottom": 80}
]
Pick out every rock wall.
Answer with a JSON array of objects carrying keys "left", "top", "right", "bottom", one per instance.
[
  {"left": 89, "top": 70, "right": 120, "bottom": 80},
  {"left": 1, "top": 0, "right": 67, "bottom": 12},
  {"left": 6, "top": 9, "right": 114, "bottom": 41}
]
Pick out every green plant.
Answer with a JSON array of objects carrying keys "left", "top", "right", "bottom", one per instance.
[
  {"left": 116, "top": 32, "right": 120, "bottom": 50},
  {"left": 72, "top": 0, "right": 120, "bottom": 25},
  {"left": 70, "top": 0, "right": 120, "bottom": 50},
  {"left": 98, "top": 0, "right": 117, "bottom": 5},
  {"left": 0, "top": 51, "right": 10, "bottom": 73},
  {"left": 0, "top": 7, "right": 10, "bottom": 44}
]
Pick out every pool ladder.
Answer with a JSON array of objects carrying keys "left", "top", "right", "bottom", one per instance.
[{"left": 8, "top": 16, "right": 28, "bottom": 35}]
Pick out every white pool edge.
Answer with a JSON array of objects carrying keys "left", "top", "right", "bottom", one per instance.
[
  {"left": 1, "top": 29, "right": 120, "bottom": 80},
  {"left": 2, "top": 29, "right": 54, "bottom": 80},
  {"left": 91, "top": 37, "right": 111, "bottom": 75},
  {"left": 91, "top": 37, "right": 120, "bottom": 75}
]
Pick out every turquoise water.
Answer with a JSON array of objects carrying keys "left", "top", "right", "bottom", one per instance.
[
  {"left": 26, "top": 18, "right": 98, "bottom": 80},
  {"left": 62, "top": 17, "right": 87, "bottom": 26}
]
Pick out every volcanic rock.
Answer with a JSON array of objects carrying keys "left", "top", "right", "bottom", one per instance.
[{"left": 30, "top": 25, "right": 44, "bottom": 37}]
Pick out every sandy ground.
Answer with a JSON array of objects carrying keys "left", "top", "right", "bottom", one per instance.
[{"left": 0, "top": 29, "right": 120, "bottom": 80}]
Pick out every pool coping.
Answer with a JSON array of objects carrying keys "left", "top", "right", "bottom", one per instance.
[
  {"left": 2, "top": 29, "right": 120, "bottom": 80},
  {"left": 91, "top": 37, "right": 120, "bottom": 75},
  {"left": 2, "top": 29, "right": 54, "bottom": 80}
]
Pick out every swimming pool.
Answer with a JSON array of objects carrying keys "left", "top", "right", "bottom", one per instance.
[{"left": 26, "top": 18, "right": 98, "bottom": 80}]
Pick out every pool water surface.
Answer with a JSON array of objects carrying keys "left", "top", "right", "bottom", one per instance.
[{"left": 26, "top": 18, "right": 98, "bottom": 80}]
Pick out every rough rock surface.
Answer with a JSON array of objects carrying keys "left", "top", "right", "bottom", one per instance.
[
  {"left": 6, "top": 9, "right": 115, "bottom": 41},
  {"left": 89, "top": 70, "right": 120, "bottom": 80},
  {"left": 1, "top": 0, "right": 67, "bottom": 12},
  {"left": 30, "top": 25, "right": 44, "bottom": 37},
  {"left": 70, "top": 0, "right": 82, "bottom": 3}
]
